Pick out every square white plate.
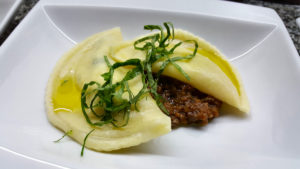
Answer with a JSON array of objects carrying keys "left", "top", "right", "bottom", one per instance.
[
  {"left": 0, "top": 0, "right": 300, "bottom": 168},
  {"left": 0, "top": 0, "right": 22, "bottom": 35}
]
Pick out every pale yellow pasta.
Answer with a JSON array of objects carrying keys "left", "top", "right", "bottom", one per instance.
[
  {"left": 45, "top": 27, "right": 249, "bottom": 152},
  {"left": 45, "top": 28, "right": 171, "bottom": 151}
]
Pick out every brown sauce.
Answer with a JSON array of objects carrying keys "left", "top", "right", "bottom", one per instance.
[{"left": 156, "top": 75, "right": 222, "bottom": 128}]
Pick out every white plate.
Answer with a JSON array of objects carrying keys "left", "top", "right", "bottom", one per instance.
[
  {"left": 0, "top": 0, "right": 22, "bottom": 35},
  {"left": 0, "top": 0, "right": 300, "bottom": 168}
]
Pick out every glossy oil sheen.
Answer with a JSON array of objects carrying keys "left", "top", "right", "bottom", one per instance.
[{"left": 52, "top": 76, "right": 81, "bottom": 113}]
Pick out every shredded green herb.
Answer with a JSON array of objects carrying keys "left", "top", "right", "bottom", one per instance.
[
  {"left": 53, "top": 130, "right": 72, "bottom": 143},
  {"left": 81, "top": 129, "right": 95, "bottom": 156},
  {"left": 80, "top": 22, "right": 198, "bottom": 155},
  {"left": 81, "top": 22, "right": 197, "bottom": 127}
]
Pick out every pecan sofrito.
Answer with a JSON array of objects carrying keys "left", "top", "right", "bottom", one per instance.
[{"left": 157, "top": 75, "right": 222, "bottom": 128}]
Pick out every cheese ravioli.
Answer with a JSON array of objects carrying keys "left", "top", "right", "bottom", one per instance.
[{"left": 45, "top": 28, "right": 171, "bottom": 152}]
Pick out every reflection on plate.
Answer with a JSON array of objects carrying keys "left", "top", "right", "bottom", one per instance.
[{"left": 0, "top": 0, "right": 299, "bottom": 168}]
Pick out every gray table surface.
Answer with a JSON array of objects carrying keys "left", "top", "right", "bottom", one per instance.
[{"left": 0, "top": 0, "right": 299, "bottom": 55}]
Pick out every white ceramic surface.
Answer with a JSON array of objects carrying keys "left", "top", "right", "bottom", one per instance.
[
  {"left": 0, "top": 0, "right": 22, "bottom": 35},
  {"left": 0, "top": 0, "right": 299, "bottom": 168}
]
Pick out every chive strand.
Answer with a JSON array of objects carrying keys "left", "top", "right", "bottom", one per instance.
[
  {"left": 53, "top": 130, "right": 72, "bottom": 143},
  {"left": 81, "top": 129, "right": 95, "bottom": 156}
]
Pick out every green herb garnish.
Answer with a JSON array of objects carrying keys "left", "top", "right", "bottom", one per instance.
[
  {"left": 133, "top": 22, "right": 198, "bottom": 114},
  {"left": 53, "top": 130, "right": 72, "bottom": 143},
  {"left": 81, "top": 129, "right": 95, "bottom": 156},
  {"left": 81, "top": 22, "right": 197, "bottom": 127},
  {"left": 80, "top": 22, "right": 198, "bottom": 155}
]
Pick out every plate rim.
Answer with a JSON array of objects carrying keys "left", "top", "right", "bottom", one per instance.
[{"left": 0, "top": 0, "right": 23, "bottom": 36}]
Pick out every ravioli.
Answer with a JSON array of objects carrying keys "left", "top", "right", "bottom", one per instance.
[
  {"left": 46, "top": 26, "right": 249, "bottom": 152},
  {"left": 111, "top": 29, "right": 249, "bottom": 113},
  {"left": 45, "top": 28, "right": 171, "bottom": 152}
]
